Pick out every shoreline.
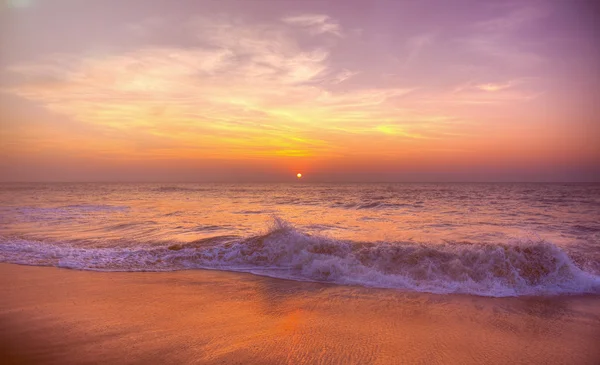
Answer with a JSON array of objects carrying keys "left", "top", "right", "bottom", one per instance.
[{"left": 1, "top": 263, "right": 599, "bottom": 364}]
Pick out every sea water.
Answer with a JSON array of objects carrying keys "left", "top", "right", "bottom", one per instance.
[{"left": 1, "top": 182, "right": 599, "bottom": 297}]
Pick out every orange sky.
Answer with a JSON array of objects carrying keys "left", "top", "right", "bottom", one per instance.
[{"left": 1, "top": 0, "right": 599, "bottom": 181}]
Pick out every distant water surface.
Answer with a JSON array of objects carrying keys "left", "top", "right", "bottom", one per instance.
[{"left": 1, "top": 183, "right": 599, "bottom": 297}]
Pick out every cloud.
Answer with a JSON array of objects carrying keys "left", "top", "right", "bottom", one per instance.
[
  {"left": 282, "top": 14, "right": 342, "bottom": 37},
  {"left": 475, "top": 82, "right": 513, "bottom": 92},
  {"left": 474, "top": 6, "right": 547, "bottom": 32},
  {"left": 5, "top": 15, "right": 423, "bottom": 160},
  {"left": 461, "top": 35, "right": 544, "bottom": 69},
  {"left": 435, "top": 82, "right": 541, "bottom": 105},
  {"left": 460, "top": 4, "right": 547, "bottom": 69},
  {"left": 453, "top": 77, "right": 536, "bottom": 95},
  {"left": 186, "top": 15, "right": 333, "bottom": 85},
  {"left": 375, "top": 125, "right": 424, "bottom": 139},
  {"left": 127, "top": 17, "right": 166, "bottom": 37},
  {"left": 2, "top": 14, "right": 481, "bottom": 161},
  {"left": 404, "top": 33, "right": 435, "bottom": 66}
]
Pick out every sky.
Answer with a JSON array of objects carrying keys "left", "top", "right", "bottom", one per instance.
[{"left": 0, "top": 0, "right": 599, "bottom": 182}]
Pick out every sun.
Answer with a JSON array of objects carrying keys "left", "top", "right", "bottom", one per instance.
[{"left": 296, "top": 173, "right": 302, "bottom": 178}]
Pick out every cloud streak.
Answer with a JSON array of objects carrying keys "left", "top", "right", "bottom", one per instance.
[
  {"left": 5, "top": 15, "right": 427, "bottom": 160},
  {"left": 282, "top": 14, "right": 342, "bottom": 37},
  {"left": 2, "top": 0, "right": 596, "bottom": 181}
]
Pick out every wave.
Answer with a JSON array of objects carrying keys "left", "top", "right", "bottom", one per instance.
[
  {"left": 233, "top": 210, "right": 275, "bottom": 215},
  {"left": 11, "top": 205, "right": 129, "bottom": 221},
  {"left": 152, "top": 186, "right": 207, "bottom": 193},
  {"left": 18, "top": 205, "right": 129, "bottom": 214},
  {"left": 0, "top": 218, "right": 598, "bottom": 297},
  {"left": 329, "top": 201, "right": 421, "bottom": 210}
]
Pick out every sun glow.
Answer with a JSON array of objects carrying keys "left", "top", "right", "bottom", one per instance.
[{"left": 1, "top": 1, "right": 598, "bottom": 182}]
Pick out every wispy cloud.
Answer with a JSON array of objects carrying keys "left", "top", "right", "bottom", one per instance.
[
  {"left": 331, "top": 69, "right": 358, "bottom": 84},
  {"left": 282, "top": 14, "right": 342, "bottom": 37},
  {"left": 127, "top": 17, "right": 166, "bottom": 37},
  {"left": 2, "top": 6, "right": 556, "bottom": 165},
  {"left": 474, "top": 6, "right": 547, "bottom": 32},
  {"left": 375, "top": 125, "right": 424, "bottom": 139},
  {"left": 0, "top": 0, "right": 596, "bottom": 180},
  {"left": 5, "top": 15, "right": 437, "bottom": 160},
  {"left": 461, "top": 36, "right": 544, "bottom": 69},
  {"left": 475, "top": 81, "right": 517, "bottom": 92},
  {"left": 404, "top": 33, "right": 435, "bottom": 66},
  {"left": 459, "top": 4, "right": 548, "bottom": 70}
]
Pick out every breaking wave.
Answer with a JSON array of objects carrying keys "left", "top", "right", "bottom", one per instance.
[{"left": 0, "top": 218, "right": 598, "bottom": 297}]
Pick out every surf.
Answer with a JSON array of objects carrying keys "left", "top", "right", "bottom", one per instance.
[{"left": 1, "top": 217, "right": 598, "bottom": 297}]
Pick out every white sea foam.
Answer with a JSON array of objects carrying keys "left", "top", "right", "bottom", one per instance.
[{"left": 1, "top": 218, "right": 598, "bottom": 297}]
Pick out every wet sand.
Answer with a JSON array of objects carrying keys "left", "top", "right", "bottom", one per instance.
[{"left": 1, "top": 263, "right": 599, "bottom": 364}]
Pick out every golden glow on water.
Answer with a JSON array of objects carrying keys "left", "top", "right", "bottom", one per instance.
[{"left": 1, "top": 183, "right": 597, "bottom": 248}]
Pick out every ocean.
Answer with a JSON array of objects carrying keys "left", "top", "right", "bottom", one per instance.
[{"left": 1, "top": 182, "right": 599, "bottom": 297}]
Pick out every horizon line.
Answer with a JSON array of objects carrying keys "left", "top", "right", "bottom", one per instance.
[{"left": 1, "top": 181, "right": 599, "bottom": 184}]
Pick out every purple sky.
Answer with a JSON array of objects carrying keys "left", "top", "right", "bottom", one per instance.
[{"left": 1, "top": 0, "right": 599, "bottom": 182}]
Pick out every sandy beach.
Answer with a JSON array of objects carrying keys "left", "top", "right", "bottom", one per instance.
[{"left": 0, "top": 263, "right": 598, "bottom": 364}]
